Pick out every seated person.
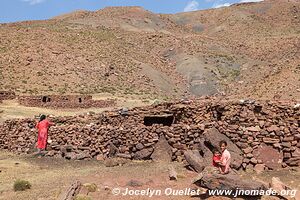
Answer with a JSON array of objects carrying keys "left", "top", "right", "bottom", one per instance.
[
  {"left": 219, "top": 140, "right": 231, "bottom": 174},
  {"left": 212, "top": 149, "right": 222, "bottom": 167}
]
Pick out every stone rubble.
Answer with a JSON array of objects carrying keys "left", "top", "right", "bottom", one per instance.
[{"left": 0, "top": 97, "right": 299, "bottom": 170}]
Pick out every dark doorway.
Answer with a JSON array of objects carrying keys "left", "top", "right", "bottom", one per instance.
[
  {"left": 254, "top": 105, "right": 262, "bottom": 113},
  {"left": 144, "top": 114, "right": 174, "bottom": 126},
  {"left": 214, "top": 106, "right": 225, "bottom": 121},
  {"left": 42, "top": 96, "right": 47, "bottom": 103},
  {"left": 79, "top": 98, "right": 82, "bottom": 103}
]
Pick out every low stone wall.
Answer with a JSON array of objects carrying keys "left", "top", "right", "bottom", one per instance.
[
  {"left": 0, "top": 98, "right": 299, "bottom": 170},
  {"left": 18, "top": 95, "right": 116, "bottom": 108},
  {"left": 0, "top": 91, "right": 16, "bottom": 101}
]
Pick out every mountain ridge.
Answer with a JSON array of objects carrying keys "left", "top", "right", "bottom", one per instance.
[{"left": 0, "top": 0, "right": 299, "bottom": 100}]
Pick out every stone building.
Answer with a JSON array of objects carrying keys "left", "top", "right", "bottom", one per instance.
[{"left": 18, "top": 95, "right": 115, "bottom": 108}]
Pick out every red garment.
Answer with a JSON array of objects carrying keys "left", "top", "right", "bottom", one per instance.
[
  {"left": 36, "top": 119, "right": 53, "bottom": 150},
  {"left": 212, "top": 155, "right": 221, "bottom": 167}
]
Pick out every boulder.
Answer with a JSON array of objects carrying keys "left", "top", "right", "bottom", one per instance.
[
  {"left": 96, "top": 154, "right": 105, "bottom": 161},
  {"left": 195, "top": 173, "right": 267, "bottom": 191},
  {"left": 46, "top": 150, "right": 55, "bottom": 157},
  {"left": 282, "top": 136, "right": 294, "bottom": 142},
  {"left": 126, "top": 180, "right": 143, "bottom": 187},
  {"left": 108, "top": 142, "right": 119, "bottom": 157},
  {"left": 195, "top": 138, "right": 213, "bottom": 166},
  {"left": 58, "top": 180, "right": 82, "bottom": 200},
  {"left": 76, "top": 151, "right": 90, "bottom": 160},
  {"left": 184, "top": 150, "right": 206, "bottom": 173},
  {"left": 133, "top": 148, "right": 154, "bottom": 160},
  {"left": 136, "top": 143, "right": 144, "bottom": 150},
  {"left": 204, "top": 128, "right": 243, "bottom": 169},
  {"left": 250, "top": 157, "right": 258, "bottom": 164},
  {"left": 243, "top": 147, "right": 253, "bottom": 154},
  {"left": 254, "top": 164, "right": 265, "bottom": 174},
  {"left": 267, "top": 125, "right": 280, "bottom": 132},
  {"left": 269, "top": 177, "right": 298, "bottom": 199},
  {"left": 116, "top": 153, "right": 132, "bottom": 159},
  {"left": 60, "top": 145, "right": 73, "bottom": 156},
  {"left": 263, "top": 138, "right": 280, "bottom": 144},
  {"left": 285, "top": 157, "right": 300, "bottom": 166},
  {"left": 236, "top": 142, "right": 249, "bottom": 149},
  {"left": 281, "top": 142, "right": 291, "bottom": 148},
  {"left": 253, "top": 144, "right": 283, "bottom": 170},
  {"left": 246, "top": 126, "right": 260, "bottom": 132},
  {"left": 104, "top": 158, "right": 128, "bottom": 167},
  {"left": 270, "top": 177, "right": 291, "bottom": 192},
  {"left": 246, "top": 163, "right": 254, "bottom": 172},
  {"left": 150, "top": 135, "right": 172, "bottom": 162},
  {"left": 64, "top": 152, "right": 77, "bottom": 160}
]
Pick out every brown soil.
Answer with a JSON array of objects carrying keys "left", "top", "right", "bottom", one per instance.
[
  {"left": 0, "top": 95, "right": 151, "bottom": 123},
  {"left": 0, "top": 151, "right": 299, "bottom": 200},
  {"left": 0, "top": 0, "right": 299, "bottom": 100}
]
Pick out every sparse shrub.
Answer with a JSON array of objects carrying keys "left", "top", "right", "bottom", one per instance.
[
  {"left": 0, "top": 46, "right": 7, "bottom": 53},
  {"left": 83, "top": 183, "right": 97, "bottom": 193},
  {"left": 230, "top": 69, "right": 240, "bottom": 78},
  {"left": 37, "top": 71, "right": 43, "bottom": 76},
  {"left": 75, "top": 195, "right": 92, "bottom": 200},
  {"left": 13, "top": 179, "right": 31, "bottom": 191}
]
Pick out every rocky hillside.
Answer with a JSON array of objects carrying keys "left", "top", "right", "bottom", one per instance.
[{"left": 0, "top": 0, "right": 299, "bottom": 100}]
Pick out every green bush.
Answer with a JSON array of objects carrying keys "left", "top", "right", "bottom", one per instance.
[
  {"left": 75, "top": 195, "right": 92, "bottom": 200},
  {"left": 83, "top": 183, "right": 97, "bottom": 193},
  {"left": 13, "top": 179, "right": 31, "bottom": 191}
]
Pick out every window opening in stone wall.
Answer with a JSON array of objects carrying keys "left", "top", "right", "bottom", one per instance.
[{"left": 144, "top": 114, "right": 174, "bottom": 126}]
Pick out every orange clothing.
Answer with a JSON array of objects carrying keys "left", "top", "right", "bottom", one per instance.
[{"left": 36, "top": 119, "right": 53, "bottom": 149}]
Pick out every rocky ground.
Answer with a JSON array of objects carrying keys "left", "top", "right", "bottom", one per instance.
[
  {"left": 0, "top": 0, "right": 300, "bottom": 199},
  {"left": 0, "top": 151, "right": 299, "bottom": 200}
]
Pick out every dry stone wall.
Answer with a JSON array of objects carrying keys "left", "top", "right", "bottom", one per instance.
[
  {"left": 0, "top": 91, "right": 16, "bottom": 101},
  {"left": 0, "top": 97, "right": 299, "bottom": 170}
]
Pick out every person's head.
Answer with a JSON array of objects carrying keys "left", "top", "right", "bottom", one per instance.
[
  {"left": 213, "top": 149, "right": 221, "bottom": 156},
  {"left": 219, "top": 140, "right": 227, "bottom": 152},
  {"left": 39, "top": 114, "right": 46, "bottom": 122}
]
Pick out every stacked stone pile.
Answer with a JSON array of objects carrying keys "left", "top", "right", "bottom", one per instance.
[
  {"left": 0, "top": 98, "right": 299, "bottom": 169},
  {"left": 0, "top": 91, "right": 16, "bottom": 101}
]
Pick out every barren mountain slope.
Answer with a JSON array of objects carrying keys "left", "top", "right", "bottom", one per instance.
[
  {"left": 0, "top": 0, "right": 299, "bottom": 100},
  {"left": 171, "top": 0, "right": 300, "bottom": 99}
]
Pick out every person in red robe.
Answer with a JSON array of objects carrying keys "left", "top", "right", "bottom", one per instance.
[{"left": 36, "top": 114, "right": 54, "bottom": 154}]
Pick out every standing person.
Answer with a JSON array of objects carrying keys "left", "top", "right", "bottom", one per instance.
[
  {"left": 35, "top": 115, "right": 54, "bottom": 154},
  {"left": 219, "top": 140, "right": 231, "bottom": 174}
]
